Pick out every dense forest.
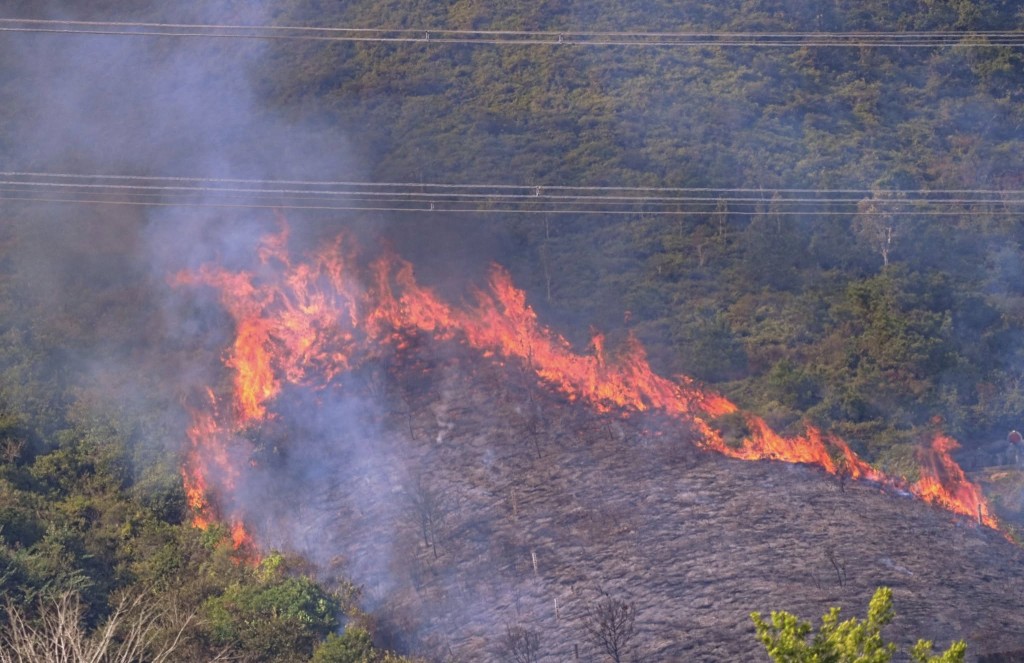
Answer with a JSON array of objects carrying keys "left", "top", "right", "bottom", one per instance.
[
  {"left": 2, "top": 0, "right": 1024, "bottom": 660},
  {"left": 262, "top": 0, "right": 1024, "bottom": 476}
]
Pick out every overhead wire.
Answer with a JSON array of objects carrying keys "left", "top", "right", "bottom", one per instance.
[
  {"left": 4, "top": 172, "right": 1024, "bottom": 198},
  {"left": 1, "top": 18, "right": 1023, "bottom": 47},
  {"left": 6, "top": 181, "right": 1024, "bottom": 205},
  {"left": 0, "top": 8, "right": 1019, "bottom": 214},
  {"left": 5, "top": 193, "right": 1024, "bottom": 216},
  {"left": 2, "top": 174, "right": 1023, "bottom": 216}
]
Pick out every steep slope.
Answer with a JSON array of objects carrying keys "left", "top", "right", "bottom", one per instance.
[
  {"left": 243, "top": 338, "right": 1024, "bottom": 661},
  {"left": 169, "top": 227, "right": 1024, "bottom": 660}
]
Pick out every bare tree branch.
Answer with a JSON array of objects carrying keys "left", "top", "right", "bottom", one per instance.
[
  {"left": 0, "top": 590, "right": 197, "bottom": 663},
  {"left": 582, "top": 588, "right": 640, "bottom": 663},
  {"left": 497, "top": 623, "right": 542, "bottom": 663}
]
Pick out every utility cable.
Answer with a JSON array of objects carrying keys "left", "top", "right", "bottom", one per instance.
[
  {"left": 3, "top": 172, "right": 1024, "bottom": 198},
  {"left": 3, "top": 183, "right": 1024, "bottom": 209},
  {"left": 1, "top": 18, "right": 1022, "bottom": 47},
  {"left": 3, "top": 192, "right": 1022, "bottom": 217}
]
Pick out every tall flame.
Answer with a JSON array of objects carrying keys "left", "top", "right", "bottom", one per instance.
[
  {"left": 180, "top": 388, "right": 258, "bottom": 561},
  {"left": 912, "top": 434, "right": 996, "bottom": 528},
  {"left": 175, "top": 224, "right": 1000, "bottom": 551}
]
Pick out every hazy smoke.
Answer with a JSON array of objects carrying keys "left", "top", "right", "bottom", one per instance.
[
  {"left": 0, "top": 2, "right": 381, "bottom": 517},
  {"left": 0, "top": 3, "right": 492, "bottom": 652}
]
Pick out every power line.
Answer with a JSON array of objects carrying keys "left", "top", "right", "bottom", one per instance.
[
  {"left": 3, "top": 192, "right": 1022, "bottom": 216},
  {"left": 3, "top": 172, "right": 1024, "bottom": 198},
  {"left": 1, "top": 18, "right": 1022, "bottom": 47},
  {"left": 8, "top": 18, "right": 1024, "bottom": 37},
  {"left": 0, "top": 190, "right": 996, "bottom": 208},
  {"left": 0, "top": 180, "right": 1017, "bottom": 204},
  {"left": 9, "top": 180, "right": 1024, "bottom": 204},
  {"left": 4, "top": 172, "right": 1023, "bottom": 219},
  {"left": 1, "top": 190, "right": 1020, "bottom": 209}
]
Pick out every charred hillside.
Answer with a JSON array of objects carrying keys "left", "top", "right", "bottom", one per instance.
[{"left": 242, "top": 334, "right": 1024, "bottom": 662}]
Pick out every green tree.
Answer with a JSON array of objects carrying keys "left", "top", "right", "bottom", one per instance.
[
  {"left": 311, "top": 626, "right": 374, "bottom": 663},
  {"left": 310, "top": 625, "right": 424, "bottom": 663},
  {"left": 201, "top": 555, "right": 339, "bottom": 663},
  {"left": 751, "top": 587, "right": 966, "bottom": 663}
]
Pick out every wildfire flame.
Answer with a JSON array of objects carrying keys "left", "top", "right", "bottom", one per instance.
[
  {"left": 174, "top": 224, "right": 1000, "bottom": 553},
  {"left": 180, "top": 388, "right": 258, "bottom": 560},
  {"left": 912, "top": 434, "right": 996, "bottom": 528}
]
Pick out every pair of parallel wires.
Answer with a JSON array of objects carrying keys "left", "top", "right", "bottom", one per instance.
[
  {"left": 1, "top": 18, "right": 1023, "bottom": 47},
  {"left": 1, "top": 172, "right": 1021, "bottom": 217},
  {"left": 1, "top": 18, "right": 1022, "bottom": 214}
]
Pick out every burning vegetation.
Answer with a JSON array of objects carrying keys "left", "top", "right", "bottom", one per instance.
[{"left": 174, "top": 223, "right": 1000, "bottom": 562}]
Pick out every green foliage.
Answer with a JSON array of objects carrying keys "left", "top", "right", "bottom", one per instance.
[
  {"left": 308, "top": 622, "right": 425, "bottom": 662},
  {"left": 254, "top": 0, "right": 1024, "bottom": 462},
  {"left": 911, "top": 639, "right": 968, "bottom": 663},
  {"left": 311, "top": 627, "right": 375, "bottom": 663},
  {"left": 201, "top": 563, "right": 339, "bottom": 662},
  {"left": 751, "top": 587, "right": 966, "bottom": 663}
]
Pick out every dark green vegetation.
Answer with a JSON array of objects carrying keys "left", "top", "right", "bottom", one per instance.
[
  {"left": 2, "top": 0, "right": 1024, "bottom": 660},
  {"left": 255, "top": 0, "right": 1024, "bottom": 472},
  {"left": 0, "top": 218, "right": 415, "bottom": 659}
]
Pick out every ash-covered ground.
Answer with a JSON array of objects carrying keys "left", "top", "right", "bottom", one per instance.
[{"left": 246, "top": 335, "right": 1024, "bottom": 662}]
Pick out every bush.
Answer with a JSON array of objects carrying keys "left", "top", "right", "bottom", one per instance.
[
  {"left": 311, "top": 627, "right": 375, "bottom": 663},
  {"left": 202, "top": 562, "right": 338, "bottom": 663},
  {"left": 751, "top": 587, "right": 966, "bottom": 663}
]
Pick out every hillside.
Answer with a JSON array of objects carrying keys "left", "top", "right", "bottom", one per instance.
[
  {"left": 170, "top": 226, "right": 1024, "bottom": 661},
  {"left": 2, "top": 0, "right": 1024, "bottom": 468},
  {"left": 3, "top": 0, "right": 1024, "bottom": 661},
  {"left": 248, "top": 332, "right": 1024, "bottom": 661}
]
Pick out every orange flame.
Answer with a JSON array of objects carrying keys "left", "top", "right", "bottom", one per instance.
[
  {"left": 181, "top": 391, "right": 233, "bottom": 529},
  {"left": 702, "top": 416, "right": 884, "bottom": 482},
  {"left": 174, "top": 223, "right": 1000, "bottom": 547},
  {"left": 180, "top": 389, "right": 259, "bottom": 561},
  {"left": 912, "top": 434, "right": 996, "bottom": 528}
]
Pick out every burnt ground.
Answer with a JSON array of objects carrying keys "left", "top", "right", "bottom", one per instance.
[{"left": 248, "top": 337, "right": 1024, "bottom": 662}]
